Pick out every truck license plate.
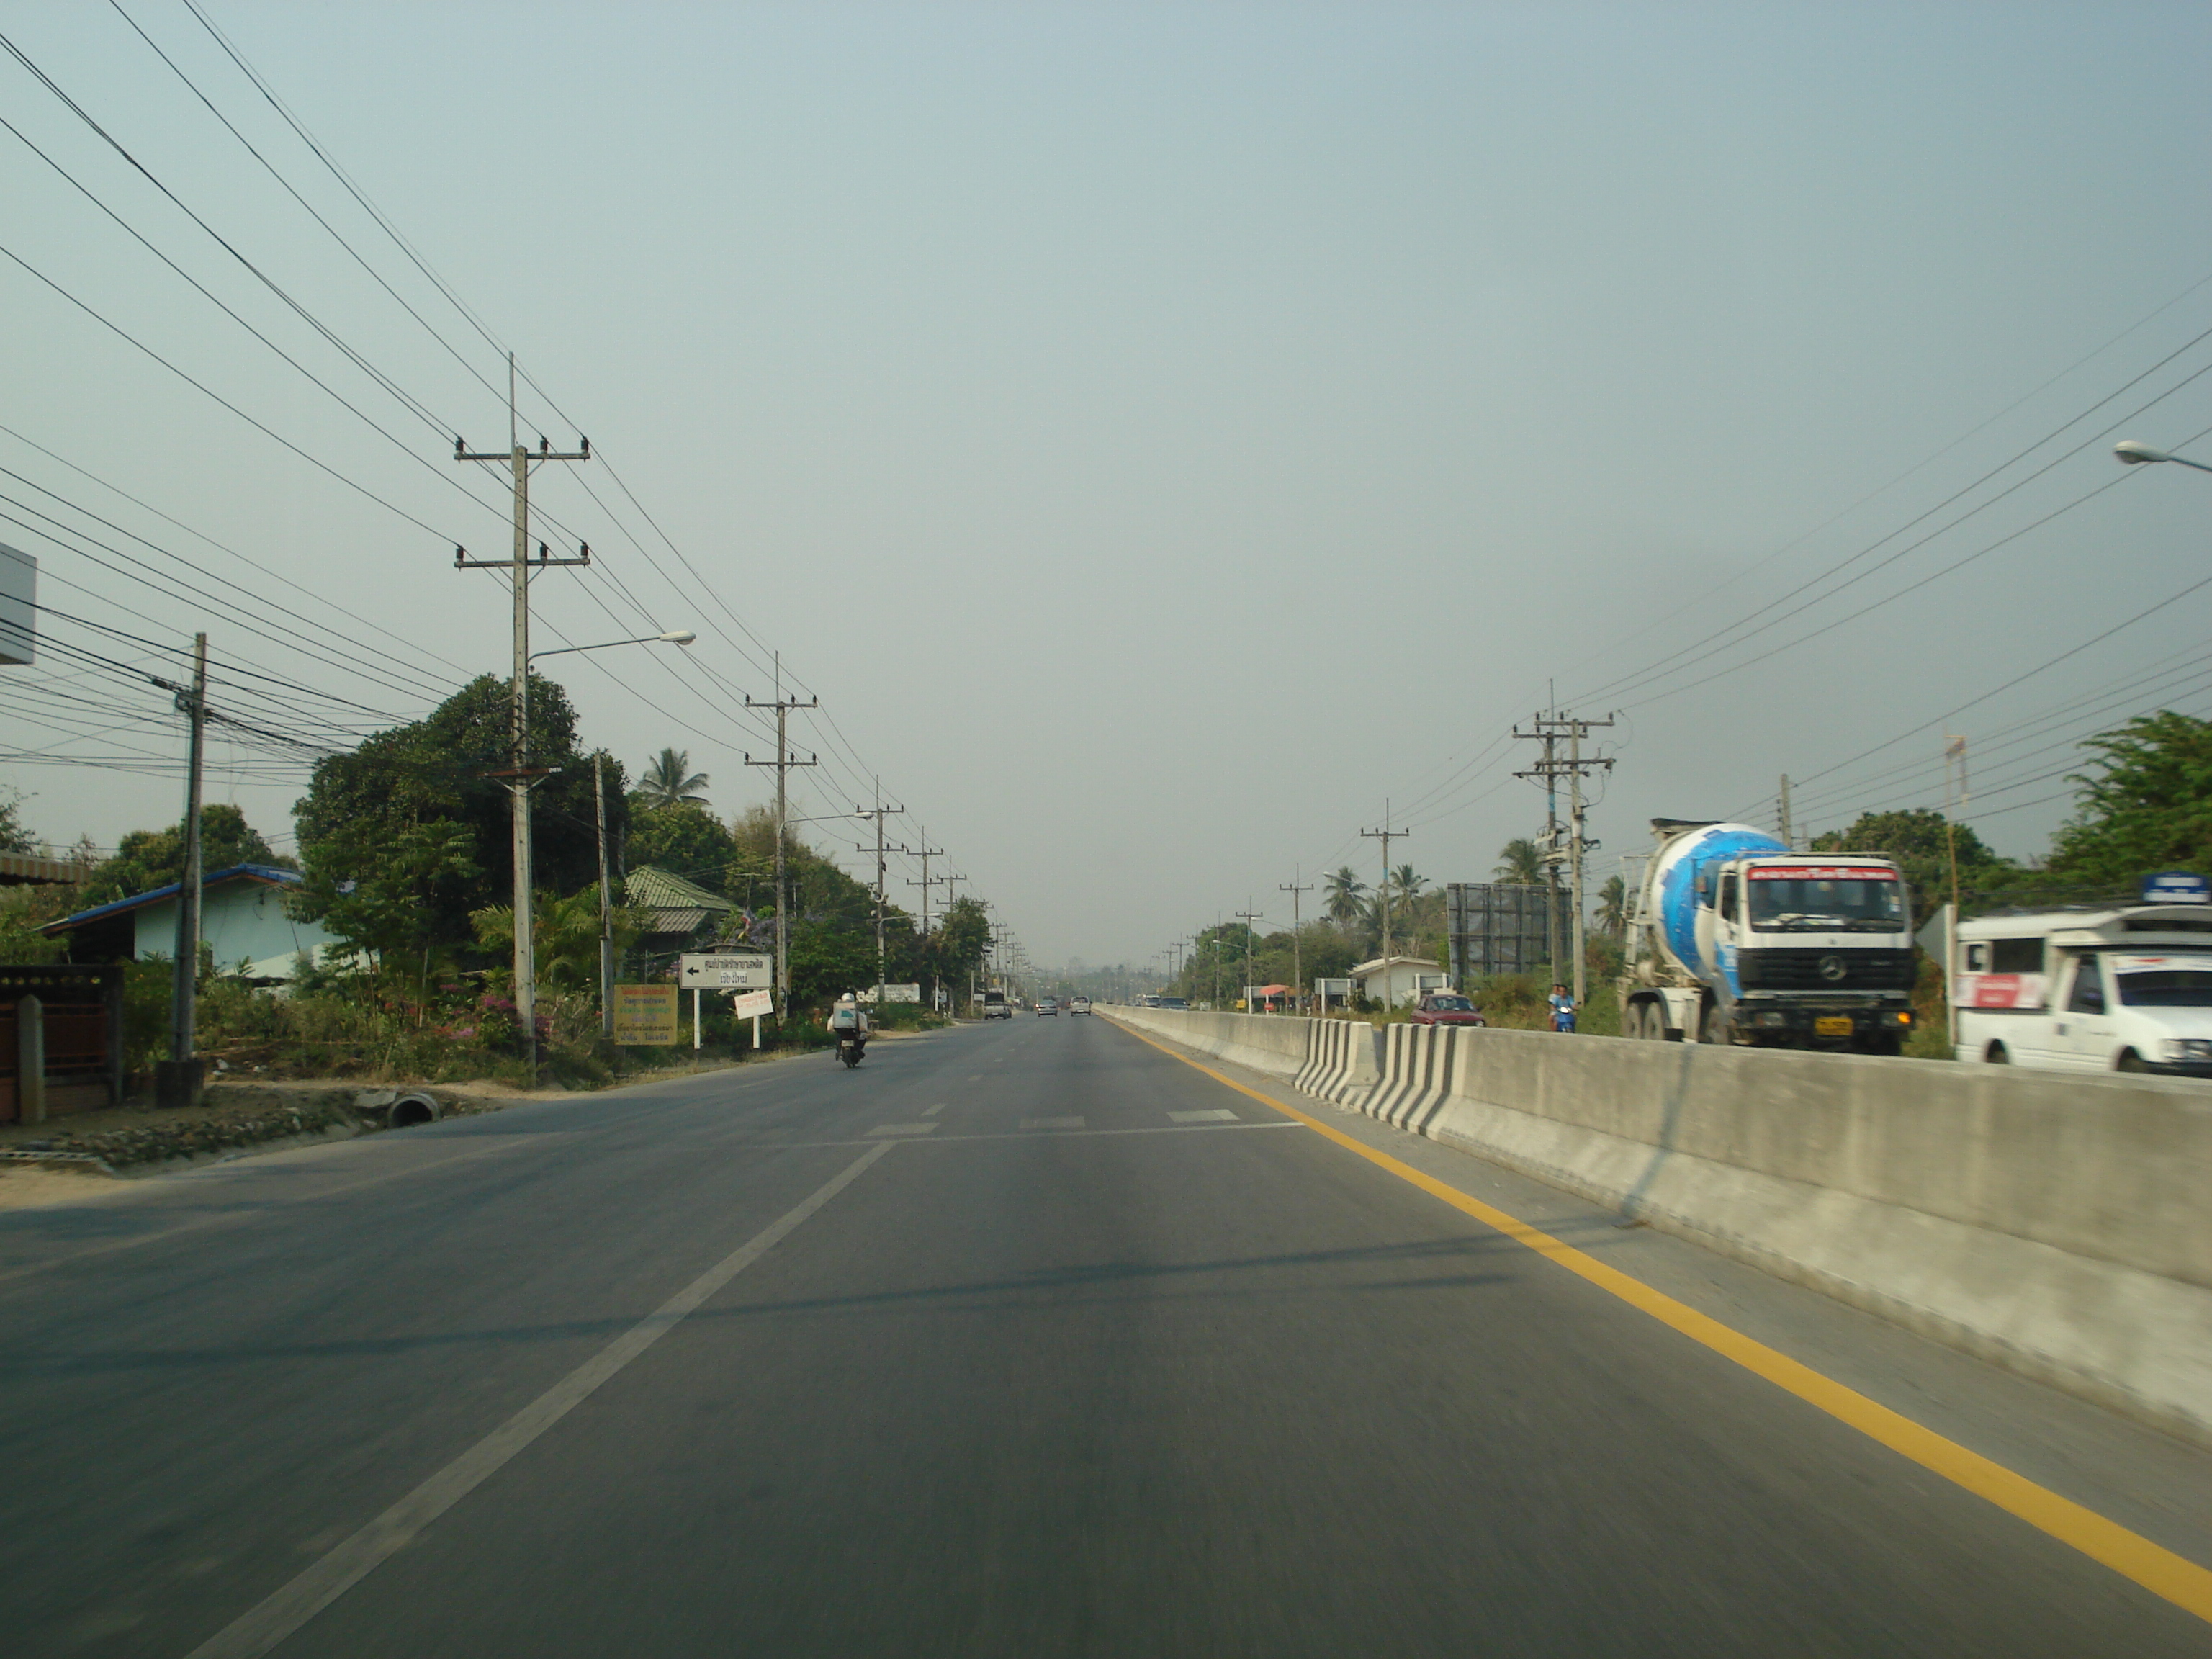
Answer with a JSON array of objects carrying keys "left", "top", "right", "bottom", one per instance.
[{"left": 1815, "top": 1016, "right": 1853, "bottom": 1038}]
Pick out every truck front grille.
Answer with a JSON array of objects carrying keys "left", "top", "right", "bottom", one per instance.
[{"left": 1736, "top": 948, "right": 1916, "bottom": 992}]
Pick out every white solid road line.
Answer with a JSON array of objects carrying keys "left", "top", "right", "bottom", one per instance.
[
  {"left": 868, "top": 1123, "right": 942, "bottom": 1138},
  {"left": 1020, "top": 1116, "right": 1086, "bottom": 1130},
  {"left": 1167, "top": 1110, "right": 1238, "bottom": 1123},
  {"left": 181, "top": 1141, "right": 897, "bottom": 1659}
]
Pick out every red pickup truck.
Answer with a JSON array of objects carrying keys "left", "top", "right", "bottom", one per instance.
[{"left": 1411, "top": 992, "right": 1486, "bottom": 1028}]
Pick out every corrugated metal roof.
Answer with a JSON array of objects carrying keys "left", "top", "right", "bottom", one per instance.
[
  {"left": 39, "top": 863, "right": 302, "bottom": 934},
  {"left": 0, "top": 850, "right": 90, "bottom": 886},
  {"left": 624, "top": 866, "right": 733, "bottom": 914}
]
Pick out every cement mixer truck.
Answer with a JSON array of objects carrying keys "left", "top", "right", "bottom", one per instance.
[{"left": 1619, "top": 819, "right": 1918, "bottom": 1053}]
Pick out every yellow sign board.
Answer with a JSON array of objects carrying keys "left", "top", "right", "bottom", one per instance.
[{"left": 611, "top": 984, "right": 679, "bottom": 1044}]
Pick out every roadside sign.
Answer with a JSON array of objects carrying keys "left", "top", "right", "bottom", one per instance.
[
  {"left": 611, "top": 984, "right": 679, "bottom": 1044},
  {"left": 728, "top": 988, "right": 773, "bottom": 1020},
  {"left": 2140, "top": 871, "right": 2211, "bottom": 904},
  {"left": 863, "top": 983, "right": 921, "bottom": 1004},
  {"left": 679, "top": 953, "right": 772, "bottom": 988}
]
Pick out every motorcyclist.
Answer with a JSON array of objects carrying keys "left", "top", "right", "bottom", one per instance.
[
  {"left": 1548, "top": 983, "right": 1577, "bottom": 1034},
  {"left": 826, "top": 992, "right": 869, "bottom": 1060}
]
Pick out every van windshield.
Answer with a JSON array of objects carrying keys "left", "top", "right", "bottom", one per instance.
[
  {"left": 2114, "top": 970, "right": 2212, "bottom": 1008},
  {"left": 1747, "top": 877, "right": 1905, "bottom": 932}
]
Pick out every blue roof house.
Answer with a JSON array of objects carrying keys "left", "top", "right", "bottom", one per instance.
[{"left": 40, "top": 864, "right": 346, "bottom": 981}]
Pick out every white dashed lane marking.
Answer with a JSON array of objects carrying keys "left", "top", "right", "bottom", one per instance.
[
  {"left": 1167, "top": 1110, "right": 1238, "bottom": 1123},
  {"left": 922, "top": 1103, "right": 945, "bottom": 1117}
]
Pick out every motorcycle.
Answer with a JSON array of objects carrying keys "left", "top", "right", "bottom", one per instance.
[{"left": 836, "top": 1032, "right": 866, "bottom": 1068}]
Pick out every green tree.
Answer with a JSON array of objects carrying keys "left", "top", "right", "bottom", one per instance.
[
  {"left": 293, "top": 673, "right": 625, "bottom": 956},
  {"left": 636, "top": 747, "right": 709, "bottom": 809},
  {"left": 296, "top": 819, "right": 480, "bottom": 1008},
  {"left": 1323, "top": 866, "right": 1367, "bottom": 925},
  {"left": 472, "top": 886, "right": 642, "bottom": 996},
  {"left": 1810, "top": 806, "right": 2013, "bottom": 924},
  {"left": 625, "top": 801, "right": 731, "bottom": 891},
  {"left": 81, "top": 804, "right": 288, "bottom": 906},
  {"left": 0, "top": 785, "right": 33, "bottom": 853},
  {"left": 1595, "top": 873, "right": 1628, "bottom": 937},
  {"left": 1494, "top": 838, "right": 1545, "bottom": 885},
  {"left": 2046, "top": 711, "right": 2212, "bottom": 890},
  {"left": 1392, "top": 864, "right": 1426, "bottom": 902}
]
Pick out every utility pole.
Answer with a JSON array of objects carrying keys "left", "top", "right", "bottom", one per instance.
[
  {"left": 744, "top": 655, "right": 817, "bottom": 1022},
  {"left": 161, "top": 631, "right": 207, "bottom": 1108},
  {"left": 1778, "top": 774, "right": 1794, "bottom": 850},
  {"left": 1279, "top": 869, "right": 1313, "bottom": 1010},
  {"left": 1236, "top": 906, "right": 1264, "bottom": 1011},
  {"left": 594, "top": 752, "right": 614, "bottom": 1038},
  {"left": 905, "top": 833, "right": 946, "bottom": 1012},
  {"left": 1361, "top": 801, "right": 1406, "bottom": 972},
  {"left": 1514, "top": 711, "right": 1616, "bottom": 1010},
  {"left": 854, "top": 788, "right": 907, "bottom": 1006},
  {"left": 1943, "top": 737, "right": 1969, "bottom": 917},
  {"left": 454, "top": 359, "right": 590, "bottom": 1076}
]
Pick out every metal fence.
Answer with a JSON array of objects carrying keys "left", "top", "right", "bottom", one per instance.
[{"left": 1444, "top": 883, "right": 1570, "bottom": 984}]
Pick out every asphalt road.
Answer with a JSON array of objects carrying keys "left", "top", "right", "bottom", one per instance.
[{"left": 3, "top": 1014, "right": 2208, "bottom": 1657}]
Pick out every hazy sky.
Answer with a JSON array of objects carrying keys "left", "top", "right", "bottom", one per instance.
[{"left": 6, "top": 1, "right": 2212, "bottom": 970}]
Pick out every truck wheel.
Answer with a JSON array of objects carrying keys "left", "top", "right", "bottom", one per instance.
[
  {"left": 1698, "top": 1005, "right": 1730, "bottom": 1045},
  {"left": 2116, "top": 1050, "right": 2149, "bottom": 1073},
  {"left": 1984, "top": 1043, "right": 2009, "bottom": 1064}
]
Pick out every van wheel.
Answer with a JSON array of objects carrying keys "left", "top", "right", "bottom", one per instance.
[
  {"left": 1985, "top": 1043, "right": 2009, "bottom": 1064},
  {"left": 2116, "top": 1050, "right": 2149, "bottom": 1073}
]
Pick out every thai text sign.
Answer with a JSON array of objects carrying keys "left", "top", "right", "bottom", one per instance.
[
  {"left": 680, "top": 953, "right": 771, "bottom": 988},
  {"left": 611, "top": 984, "right": 679, "bottom": 1044},
  {"left": 728, "top": 989, "right": 774, "bottom": 1020}
]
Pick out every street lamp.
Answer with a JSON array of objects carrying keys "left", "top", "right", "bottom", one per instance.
[
  {"left": 513, "top": 626, "right": 696, "bottom": 1056},
  {"left": 529, "top": 629, "right": 697, "bottom": 662},
  {"left": 2115, "top": 440, "right": 2212, "bottom": 475}
]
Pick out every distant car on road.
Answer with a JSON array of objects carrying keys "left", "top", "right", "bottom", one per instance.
[
  {"left": 1156, "top": 996, "right": 1190, "bottom": 1010},
  {"left": 1138, "top": 994, "right": 1161, "bottom": 1007},
  {"left": 1411, "top": 992, "right": 1486, "bottom": 1028},
  {"left": 1038, "top": 997, "right": 1060, "bottom": 1016},
  {"left": 1069, "top": 997, "right": 1093, "bottom": 1015},
  {"left": 981, "top": 989, "right": 1012, "bottom": 1020}
]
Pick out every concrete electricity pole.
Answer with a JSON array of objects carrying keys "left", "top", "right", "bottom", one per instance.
[
  {"left": 904, "top": 833, "right": 946, "bottom": 1010},
  {"left": 594, "top": 751, "right": 613, "bottom": 1038},
  {"left": 161, "top": 631, "right": 208, "bottom": 1108},
  {"left": 1514, "top": 711, "right": 1616, "bottom": 1010},
  {"left": 454, "top": 361, "right": 590, "bottom": 1073},
  {"left": 854, "top": 790, "right": 907, "bottom": 1006},
  {"left": 1778, "top": 773, "right": 1794, "bottom": 850},
  {"left": 1236, "top": 907, "right": 1264, "bottom": 1010},
  {"left": 1279, "top": 869, "right": 1313, "bottom": 1010},
  {"left": 744, "top": 655, "right": 817, "bottom": 1022},
  {"left": 1361, "top": 802, "right": 1407, "bottom": 968}
]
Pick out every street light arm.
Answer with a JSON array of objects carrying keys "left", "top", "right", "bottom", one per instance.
[
  {"left": 2116, "top": 439, "right": 2212, "bottom": 474},
  {"left": 528, "top": 629, "right": 697, "bottom": 663}
]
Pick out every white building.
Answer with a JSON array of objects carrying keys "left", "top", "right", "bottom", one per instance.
[{"left": 1350, "top": 956, "right": 1448, "bottom": 1008}]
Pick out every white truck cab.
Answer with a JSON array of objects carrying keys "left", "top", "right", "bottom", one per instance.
[{"left": 1952, "top": 902, "right": 2212, "bottom": 1075}]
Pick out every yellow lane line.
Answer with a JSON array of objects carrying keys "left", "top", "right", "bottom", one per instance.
[{"left": 1105, "top": 1017, "right": 2212, "bottom": 1627}]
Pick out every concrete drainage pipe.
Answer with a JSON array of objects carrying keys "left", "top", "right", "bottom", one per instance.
[{"left": 388, "top": 1092, "right": 441, "bottom": 1128}]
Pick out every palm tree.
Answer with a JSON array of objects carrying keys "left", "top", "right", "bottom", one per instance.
[
  {"left": 1323, "top": 865, "right": 1368, "bottom": 925},
  {"left": 1494, "top": 837, "right": 1545, "bottom": 885},
  {"left": 1596, "top": 873, "right": 1628, "bottom": 937},
  {"left": 637, "top": 747, "right": 709, "bottom": 809},
  {"left": 1392, "top": 864, "right": 1426, "bottom": 903}
]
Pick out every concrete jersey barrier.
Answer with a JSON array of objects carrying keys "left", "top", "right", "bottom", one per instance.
[{"left": 1103, "top": 1005, "right": 2212, "bottom": 1449}]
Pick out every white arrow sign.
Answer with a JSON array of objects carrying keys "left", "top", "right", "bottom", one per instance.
[{"left": 679, "top": 953, "right": 771, "bottom": 988}]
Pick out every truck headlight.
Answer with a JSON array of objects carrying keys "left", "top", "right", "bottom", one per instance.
[
  {"left": 1893, "top": 1011, "right": 1912, "bottom": 1026},
  {"left": 2160, "top": 1039, "right": 2212, "bottom": 1063},
  {"left": 1754, "top": 1011, "right": 1788, "bottom": 1028}
]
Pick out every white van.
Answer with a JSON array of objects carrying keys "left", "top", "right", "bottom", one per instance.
[{"left": 1952, "top": 903, "right": 2212, "bottom": 1075}]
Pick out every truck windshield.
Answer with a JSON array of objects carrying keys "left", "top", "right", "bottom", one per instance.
[
  {"left": 2115, "top": 970, "right": 2212, "bottom": 1007},
  {"left": 1747, "top": 878, "right": 1904, "bottom": 932}
]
